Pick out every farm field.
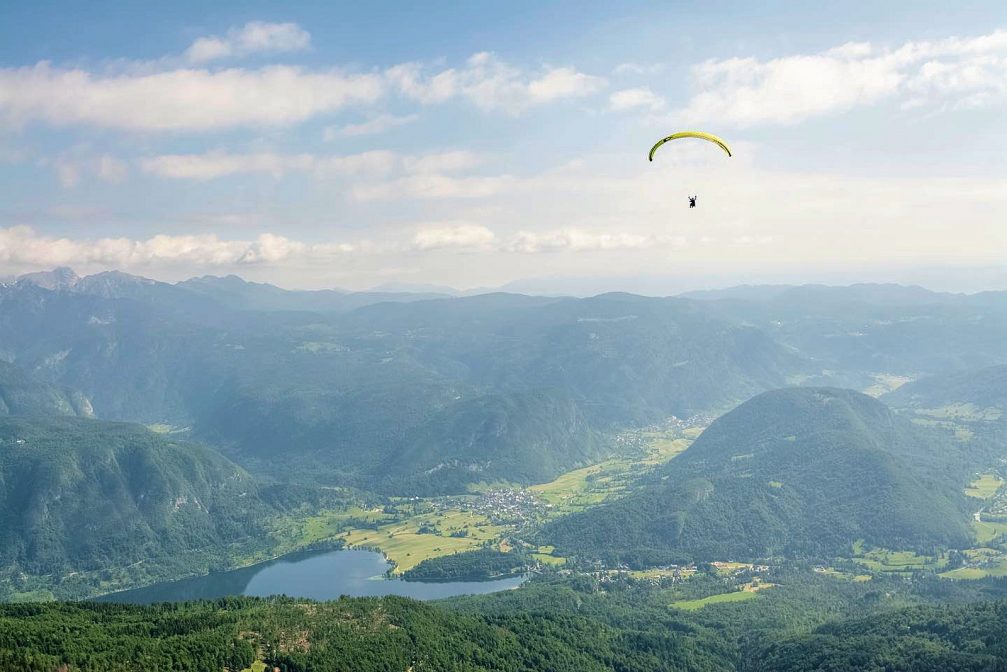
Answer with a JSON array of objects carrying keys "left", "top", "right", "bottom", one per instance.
[
  {"left": 862, "top": 374, "right": 913, "bottom": 397},
  {"left": 670, "top": 589, "right": 757, "bottom": 611},
  {"left": 339, "top": 509, "right": 510, "bottom": 574},
  {"left": 851, "top": 542, "right": 947, "bottom": 573},
  {"left": 283, "top": 425, "right": 702, "bottom": 574},
  {"left": 972, "top": 519, "right": 1007, "bottom": 544},
  {"left": 966, "top": 473, "right": 1005, "bottom": 499},
  {"left": 915, "top": 403, "right": 1002, "bottom": 423},
  {"left": 529, "top": 430, "right": 693, "bottom": 515},
  {"left": 813, "top": 567, "right": 872, "bottom": 582},
  {"left": 941, "top": 548, "right": 1007, "bottom": 580}
]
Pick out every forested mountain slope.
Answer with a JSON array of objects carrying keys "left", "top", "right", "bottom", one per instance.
[
  {"left": 683, "top": 284, "right": 1007, "bottom": 379},
  {"left": 0, "top": 280, "right": 806, "bottom": 492},
  {"left": 0, "top": 595, "right": 734, "bottom": 672},
  {"left": 0, "top": 416, "right": 282, "bottom": 596},
  {"left": 745, "top": 601, "right": 1007, "bottom": 672},
  {"left": 544, "top": 388, "right": 972, "bottom": 563},
  {"left": 886, "top": 364, "right": 1007, "bottom": 410},
  {"left": 0, "top": 362, "right": 91, "bottom": 417}
]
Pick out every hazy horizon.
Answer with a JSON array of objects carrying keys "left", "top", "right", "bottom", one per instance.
[{"left": 11, "top": 261, "right": 1007, "bottom": 297}]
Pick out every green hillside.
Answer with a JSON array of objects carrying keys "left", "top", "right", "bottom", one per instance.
[
  {"left": 0, "top": 362, "right": 92, "bottom": 417},
  {"left": 886, "top": 365, "right": 1007, "bottom": 410},
  {"left": 543, "top": 388, "right": 971, "bottom": 564},
  {"left": 0, "top": 282, "right": 805, "bottom": 492},
  {"left": 0, "top": 595, "right": 733, "bottom": 672},
  {"left": 385, "top": 390, "right": 605, "bottom": 493},
  {"left": 0, "top": 416, "right": 280, "bottom": 598},
  {"left": 745, "top": 601, "right": 1007, "bottom": 671},
  {"left": 6, "top": 584, "right": 1007, "bottom": 672},
  {"left": 688, "top": 284, "right": 1007, "bottom": 380},
  {"left": 885, "top": 365, "right": 1007, "bottom": 483}
]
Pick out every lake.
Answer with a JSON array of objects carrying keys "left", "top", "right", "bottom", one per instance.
[{"left": 96, "top": 549, "right": 526, "bottom": 604}]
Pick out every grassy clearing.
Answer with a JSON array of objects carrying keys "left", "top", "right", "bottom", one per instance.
[
  {"left": 240, "top": 662, "right": 268, "bottom": 672},
  {"left": 8, "top": 589, "right": 56, "bottom": 602},
  {"left": 339, "top": 509, "right": 509, "bottom": 574},
  {"left": 966, "top": 473, "right": 1004, "bottom": 500},
  {"left": 814, "top": 567, "right": 871, "bottom": 582},
  {"left": 670, "top": 590, "right": 758, "bottom": 611},
  {"left": 640, "top": 435, "right": 692, "bottom": 464},
  {"left": 852, "top": 543, "right": 946, "bottom": 573},
  {"left": 862, "top": 374, "right": 913, "bottom": 398},
  {"left": 266, "top": 506, "right": 393, "bottom": 552},
  {"left": 973, "top": 520, "right": 1007, "bottom": 544},
  {"left": 529, "top": 459, "right": 626, "bottom": 511},
  {"left": 530, "top": 429, "right": 693, "bottom": 515},
  {"left": 941, "top": 548, "right": 1007, "bottom": 580},
  {"left": 917, "top": 403, "right": 1002, "bottom": 422}
]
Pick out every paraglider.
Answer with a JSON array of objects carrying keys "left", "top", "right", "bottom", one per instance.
[{"left": 648, "top": 131, "right": 732, "bottom": 208}]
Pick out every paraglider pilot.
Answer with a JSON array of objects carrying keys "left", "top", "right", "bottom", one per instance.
[{"left": 688, "top": 195, "right": 697, "bottom": 208}]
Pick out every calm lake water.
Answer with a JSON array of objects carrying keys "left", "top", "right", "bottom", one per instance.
[{"left": 96, "top": 549, "right": 526, "bottom": 604}]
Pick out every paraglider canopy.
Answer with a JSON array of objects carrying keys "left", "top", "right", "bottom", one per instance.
[{"left": 648, "top": 131, "right": 732, "bottom": 161}]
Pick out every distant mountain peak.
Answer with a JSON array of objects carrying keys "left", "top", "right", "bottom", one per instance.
[{"left": 17, "top": 266, "right": 80, "bottom": 291}]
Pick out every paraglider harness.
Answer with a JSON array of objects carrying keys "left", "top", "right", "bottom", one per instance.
[{"left": 688, "top": 195, "right": 697, "bottom": 208}]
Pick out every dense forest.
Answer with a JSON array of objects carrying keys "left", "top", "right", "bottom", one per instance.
[
  {"left": 401, "top": 548, "right": 530, "bottom": 581},
  {"left": 543, "top": 388, "right": 974, "bottom": 563},
  {"left": 0, "top": 415, "right": 352, "bottom": 599},
  {"left": 7, "top": 571, "right": 1007, "bottom": 672}
]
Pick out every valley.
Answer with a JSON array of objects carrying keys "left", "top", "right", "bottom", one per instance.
[
  {"left": 2, "top": 274, "right": 1007, "bottom": 671},
  {"left": 261, "top": 421, "right": 700, "bottom": 577}
]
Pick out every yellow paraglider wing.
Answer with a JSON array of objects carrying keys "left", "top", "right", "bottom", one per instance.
[{"left": 648, "top": 131, "right": 732, "bottom": 161}]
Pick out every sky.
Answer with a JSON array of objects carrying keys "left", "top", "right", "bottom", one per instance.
[{"left": 0, "top": 0, "right": 1005, "bottom": 293}]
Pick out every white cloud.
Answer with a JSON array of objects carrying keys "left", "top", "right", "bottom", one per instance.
[
  {"left": 388, "top": 52, "right": 606, "bottom": 113},
  {"left": 139, "top": 149, "right": 478, "bottom": 181},
  {"left": 4, "top": 147, "right": 1006, "bottom": 287},
  {"left": 412, "top": 224, "right": 496, "bottom": 251},
  {"left": 0, "top": 52, "right": 605, "bottom": 132},
  {"left": 54, "top": 158, "right": 81, "bottom": 188},
  {"left": 412, "top": 224, "right": 683, "bottom": 253},
  {"left": 353, "top": 174, "right": 515, "bottom": 201},
  {"left": 185, "top": 21, "right": 311, "bottom": 63},
  {"left": 609, "top": 87, "right": 666, "bottom": 112},
  {"left": 400, "top": 150, "right": 482, "bottom": 174},
  {"left": 0, "top": 63, "right": 384, "bottom": 131},
  {"left": 508, "top": 229, "right": 684, "bottom": 253},
  {"left": 679, "top": 29, "right": 1007, "bottom": 126},
  {"left": 140, "top": 151, "right": 316, "bottom": 180},
  {"left": 612, "top": 62, "right": 666, "bottom": 76},
  {"left": 97, "top": 155, "right": 127, "bottom": 183},
  {"left": 325, "top": 113, "right": 419, "bottom": 138},
  {"left": 0, "top": 225, "right": 357, "bottom": 269},
  {"left": 51, "top": 152, "right": 128, "bottom": 187}
]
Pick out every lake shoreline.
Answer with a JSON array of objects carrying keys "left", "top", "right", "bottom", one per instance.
[{"left": 96, "top": 548, "right": 526, "bottom": 605}]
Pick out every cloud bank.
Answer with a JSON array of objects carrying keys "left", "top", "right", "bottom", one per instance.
[{"left": 680, "top": 29, "right": 1007, "bottom": 126}]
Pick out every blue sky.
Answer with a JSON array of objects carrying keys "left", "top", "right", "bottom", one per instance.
[{"left": 0, "top": 1, "right": 1005, "bottom": 291}]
